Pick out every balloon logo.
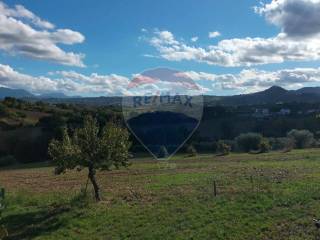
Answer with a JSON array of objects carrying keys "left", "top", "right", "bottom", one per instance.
[{"left": 122, "top": 68, "right": 204, "bottom": 160}]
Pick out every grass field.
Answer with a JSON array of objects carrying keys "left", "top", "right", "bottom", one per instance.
[{"left": 2, "top": 150, "right": 320, "bottom": 239}]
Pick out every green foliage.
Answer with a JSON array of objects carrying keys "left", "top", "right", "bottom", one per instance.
[
  {"left": 193, "top": 142, "right": 216, "bottom": 153},
  {"left": 269, "top": 137, "right": 295, "bottom": 151},
  {"left": 49, "top": 116, "right": 131, "bottom": 173},
  {"left": 15, "top": 111, "right": 27, "bottom": 118},
  {"left": 0, "top": 188, "right": 4, "bottom": 215},
  {"left": 0, "top": 155, "right": 16, "bottom": 167},
  {"left": 48, "top": 116, "right": 131, "bottom": 200},
  {"left": 0, "top": 187, "right": 7, "bottom": 239},
  {"left": 259, "top": 138, "right": 271, "bottom": 153},
  {"left": 0, "top": 104, "right": 9, "bottom": 117},
  {"left": 157, "top": 146, "right": 169, "bottom": 159},
  {"left": 236, "top": 133, "right": 263, "bottom": 152},
  {"left": 4, "top": 150, "right": 320, "bottom": 239},
  {"left": 217, "top": 140, "right": 231, "bottom": 155},
  {"left": 287, "top": 129, "right": 314, "bottom": 149},
  {"left": 186, "top": 144, "right": 197, "bottom": 157},
  {"left": 3, "top": 97, "right": 17, "bottom": 108},
  {"left": 8, "top": 130, "right": 50, "bottom": 164}
]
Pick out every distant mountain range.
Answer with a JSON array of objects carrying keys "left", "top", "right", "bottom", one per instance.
[
  {"left": 0, "top": 87, "right": 71, "bottom": 100},
  {"left": 211, "top": 86, "right": 320, "bottom": 106},
  {"left": 0, "top": 87, "right": 34, "bottom": 99},
  {"left": 2, "top": 85, "right": 320, "bottom": 106}
]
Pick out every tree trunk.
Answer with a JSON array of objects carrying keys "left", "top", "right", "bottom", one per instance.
[{"left": 88, "top": 166, "right": 101, "bottom": 201}]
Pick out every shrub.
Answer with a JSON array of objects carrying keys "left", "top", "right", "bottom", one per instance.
[
  {"left": 0, "top": 187, "right": 7, "bottom": 238},
  {"left": 16, "top": 111, "right": 27, "bottom": 118},
  {"left": 235, "top": 133, "right": 263, "bottom": 152},
  {"left": 157, "top": 145, "right": 169, "bottom": 159},
  {"left": 193, "top": 142, "right": 217, "bottom": 153},
  {"left": 0, "top": 155, "right": 17, "bottom": 167},
  {"left": 287, "top": 129, "right": 314, "bottom": 149},
  {"left": 186, "top": 144, "right": 197, "bottom": 157},
  {"left": 0, "top": 104, "right": 9, "bottom": 117},
  {"left": 217, "top": 140, "right": 231, "bottom": 156},
  {"left": 259, "top": 138, "right": 271, "bottom": 153},
  {"left": 222, "top": 140, "right": 237, "bottom": 152},
  {"left": 269, "top": 137, "right": 295, "bottom": 151}
]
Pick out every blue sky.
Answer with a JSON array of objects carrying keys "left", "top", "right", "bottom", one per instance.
[{"left": 1, "top": 0, "right": 320, "bottom": 96}]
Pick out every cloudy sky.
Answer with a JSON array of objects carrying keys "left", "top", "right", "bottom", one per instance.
[{"left": 1, "top": 0, "right": 320, "bottom": 96}]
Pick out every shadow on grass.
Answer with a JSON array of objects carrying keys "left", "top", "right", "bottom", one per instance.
[
  {"left": 1, "top": 205, "right": 70, "bottom": 240},
  {"left": 0, "top": 162, "right": 53, "bottom": 172}
]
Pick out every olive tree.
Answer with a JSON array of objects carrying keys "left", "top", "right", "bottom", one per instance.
[
  {"left": 235, "top": 133, "right": 263, "bottom": 152},
  {"left": 217, "top": 140, "right": 231, "bottom": 156},
  {"left": 48, "top": 116, "right": 131, "bottom": 201},
  {"left": 287, "top": 129, "right": 314, "bottom": 149}
]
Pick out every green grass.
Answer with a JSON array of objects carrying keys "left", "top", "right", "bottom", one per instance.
[{"left": 2, "top": 149, "right": 320, "bottom": 239}]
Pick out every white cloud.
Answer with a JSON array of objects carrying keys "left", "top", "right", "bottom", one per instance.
[
  {"left": 255, "top": 0, "right": 320, "bottom": 38},
  {"left": 55, "top": 70, "right": 130, "bottom": 95},
  {"left": 2, "top": 63, "right": 320, "bottom": 96},
  {"left": 145, "top": 0, "right": 320, "bottom": 67},
  {"left": 181, "top": 67, "right": 320, "bottom": 93},
  {"left": 0, "top": 64, "right": 132, "bottom": 96},
  {"left": 0, "top": 2, "right": 54, "bottom": 29},
  {"left": 208, "top": 31, "right": 221, "bottom": 38},
  {"left": 147, "top": 29, "right": 320, "bottom": 67},
  {"left": 0, "top": 64, "right": 58, "bottom": 92},
  {"left": 0, "top": 1, "right": 85, "bottom": 67},
  {"left": 191, "top": 36, "right": 199, "bottom": 42}
]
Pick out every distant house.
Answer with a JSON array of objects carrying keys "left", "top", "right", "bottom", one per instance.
[
  {"left": 279, "top": 108, "right": 291, "bottom": 115},
  {"left": 306, "top": 109, "right": 319, "bottom": 114},
  {"left": 253, "top": 108, "right": 270, "bottom": 118},
  {"left": 262, "top": 108, "right": 269, "bottom": 115}
]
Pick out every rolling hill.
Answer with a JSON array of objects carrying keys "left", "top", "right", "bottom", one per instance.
[
  {"left": 3, "top": 85, "right": 320, "bottom": 106},
  {"left": 0, "top": 87, "right": 34, "bottom": 99}
]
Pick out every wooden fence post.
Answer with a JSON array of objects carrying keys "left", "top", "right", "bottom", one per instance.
[
  {"left": 213, "top": 181, "right": 217, "bottom": 197},
  {"left": 0, "top": 188, "right": 4, "bottom": 200},
  {"left": 250, "top": 176, "right": 254, "bottom": 192}
]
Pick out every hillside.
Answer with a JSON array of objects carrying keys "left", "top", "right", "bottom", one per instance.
[
  {"left": 3, "top": 86, "right": 320, "bottom": 106},
  {"left": 39, "top": 86, "right": 320, "bottom": 106},
  {"left": 2, "top": 150, "right": 320, "bottom": 239},
  {"left": 207, "top": 86, "right": 320, "bottom": 106},
  {"left": 0, "top": 87, "right": 34, "bottom": 99}
]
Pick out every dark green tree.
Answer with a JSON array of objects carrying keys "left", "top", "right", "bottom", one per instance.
[
  {"left": 287, "top": 129, "right": 314, "bottom": 149},
  {"left": 217, "top": 140, "right": 231, "bottom": 156},
  {"left": 48, "top": 116, "right": 131, "bottom": 201},
  {"left": 236, "top": 133, "right": 263, "bottom": 152},
  {"left": 158, "top": 146, "right": 169, "bottom": 159},
  {"left": 186, "top": 144, "right": 197, "bottom": 157},
  {"left": 259, "top": 138, "right": 271, "bottom": 153}
]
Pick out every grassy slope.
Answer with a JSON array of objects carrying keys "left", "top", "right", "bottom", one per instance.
[
  {"left": 1, "top": 150, "right": 320, "bottom": 239},
  {"left": 0, "top": 108, "right": 49, "bottom": 127}
]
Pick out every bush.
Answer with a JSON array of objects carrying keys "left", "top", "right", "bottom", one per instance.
[
  {"left": 236, "top": 133, "right": 263, "bottom": 152},
  {"left": 157, "top": 146, "right": 169, "bottom": 158},
  {"left": 16, "top": 111, "right": 27, "bottom": 118},
  {"left": 0, "top": 104, "right": 9, "bottom": 117},
  {"left": 222, "top": 140, "right": 237, "bottom": 152},
  {"left": 217, "top": 140, "right": 231, "bottom": 156},
  {"left": 287, "top": 129, "right": 314, "bottom": 149},
  {"left": 259, "top": 138, "right": 271, "bottom": 153},
  {"left": 186, "top": 144, "right": 197, "bottom": 157},
  {"left": 193, "top": 142, "right": 217, "bottom": 153},
  {"left": 0, "top": 155, "right": 17, "bottom": 167},
  {"left": 269, "top": 137, "right": 295, "bottom": 151}
]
